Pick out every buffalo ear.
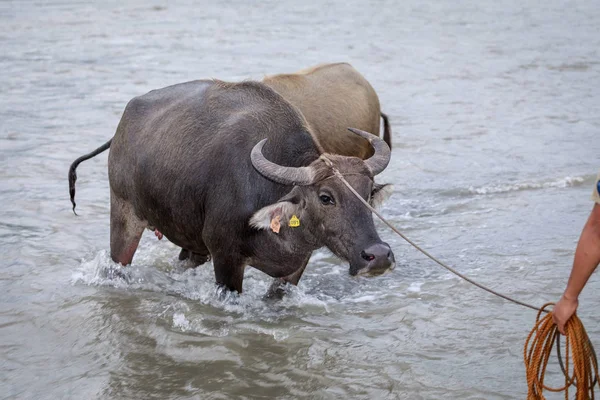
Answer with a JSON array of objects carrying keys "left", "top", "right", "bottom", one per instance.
[
  {"left": 370, "top": 183, "right": 394, "bottom": 209},
  {"left": 249, "top": 201, "right": 301, "bottom": 231}
]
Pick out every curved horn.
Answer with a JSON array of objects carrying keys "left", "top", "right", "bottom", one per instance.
[
  {"left": 348, "top": 128, "right": 391, "bottom": 176},
  {"left": 251, "top": 139, "right": 316, "bottom": 186}
]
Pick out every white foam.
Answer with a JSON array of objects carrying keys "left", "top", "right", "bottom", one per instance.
[
  {"left": 233, "top": 323, "right": 290, "bottom": 341},
  {"left": 71, "top": 249, "right": 131, "bottom": 289},
  {"left": 347, "top": 294, "right": 378, "bottom": 303},
  {"left": 468, "top": 176, "right": 584, "bottom": 195},
  {"left": 407, "top": 282, "right": 423, "bottom": 293},
  {"left": 172, "top": 312, "right": 191, "bottom": 331}
]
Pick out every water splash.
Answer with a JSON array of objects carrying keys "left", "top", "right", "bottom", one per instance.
[{"left": 71, "top": 247, "right": 337, "bottom": 322}]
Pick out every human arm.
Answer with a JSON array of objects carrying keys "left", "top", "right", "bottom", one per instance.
[{"left": 553, "top": 203, "right": 600, "bottom": 334}]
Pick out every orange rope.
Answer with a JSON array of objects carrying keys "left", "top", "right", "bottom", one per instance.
[{"left": 524, "top": 303, "right": 600, "bottom": 399}]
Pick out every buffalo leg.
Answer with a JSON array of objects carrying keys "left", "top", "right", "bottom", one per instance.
[
  {"left": 110, "top": 192, "right": 146, "bottom": 265},
  {"left": 265, "top": 253, "right": 312, "bottom": 299},
  {"left": 178, "top": 248, "right": 211, "bottom": 266},
  {"left": 212, "top": 255, "right": 245, "bottom": 294},
  {"left": 178, "top": 249, "right": 190, "bottom": 260}
]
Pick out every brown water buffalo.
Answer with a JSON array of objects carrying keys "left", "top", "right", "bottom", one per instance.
[
  {"left": 263, "top": 62, "right": 392, "bottom": 159},
  {"left": 69, "top": 80, "right": 395, "bottom": 294}
]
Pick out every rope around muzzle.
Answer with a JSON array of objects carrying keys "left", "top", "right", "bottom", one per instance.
[{"left": 320, "top": 155, "right": 599, "bottom": 399}]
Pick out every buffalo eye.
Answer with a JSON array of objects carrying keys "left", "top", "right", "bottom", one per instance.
[{"left": 319, "top": 194, "right": 335, "bottom": 205}]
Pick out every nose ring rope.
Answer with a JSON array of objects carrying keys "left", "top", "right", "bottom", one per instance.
[{"left": 320, "top": 155, "right": 540, "bottom": 310}]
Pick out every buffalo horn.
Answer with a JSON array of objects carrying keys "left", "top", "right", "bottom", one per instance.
[
  {"left": 250, "top": 139, "right": 316, "bottom": 186},
  {"left": 347, "top": 128, "right": 391, "bottom": 176}
]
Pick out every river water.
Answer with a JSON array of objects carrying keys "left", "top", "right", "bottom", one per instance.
[{"left": 1, "top": 1, "right": 599, "bottom": 399}]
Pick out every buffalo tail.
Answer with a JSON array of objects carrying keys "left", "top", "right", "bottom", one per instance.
[
  {"left": 68, "top": 139, "right": 112, "bottom": 215},
  {"left": 381, "top": 112, "right": 392, "bottom": 150}
]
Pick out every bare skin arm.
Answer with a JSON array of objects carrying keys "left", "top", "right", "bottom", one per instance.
[{"left": 553, "top": 203, "right": 600, "bottom": 334}]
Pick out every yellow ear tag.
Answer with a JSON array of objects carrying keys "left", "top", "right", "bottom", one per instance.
[{"left": 289, "top": 215, "right": 300, "bottom": 228}]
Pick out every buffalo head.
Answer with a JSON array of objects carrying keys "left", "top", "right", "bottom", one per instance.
[{"left": 250, "top": 128, "right": 395, "bottom": 276}]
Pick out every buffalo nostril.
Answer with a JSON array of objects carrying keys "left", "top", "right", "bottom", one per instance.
[
  {"left": 387, "top": 250, "right": 395, "bottom": 263},
  {"left": 361, "top": 251, "right": 375, "bottom": 261}
]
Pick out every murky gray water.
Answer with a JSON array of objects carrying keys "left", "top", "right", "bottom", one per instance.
[{"left": 1, "top": 1, "right": 599, "bottom": 399}]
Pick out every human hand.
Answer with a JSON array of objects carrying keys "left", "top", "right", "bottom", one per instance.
[{"left": 553, "top": 295, "right": 579, "bottom": 335}]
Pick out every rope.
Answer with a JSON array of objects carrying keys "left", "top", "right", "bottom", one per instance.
[
  {"left": 321, "top": 155, "right": 599, "bottom": 398},
  {"left": 524, "top": 303, "right": 599, "bottom": 399},
  {"left": 322, "top": 158, "right": 542, "bottom": 310}
]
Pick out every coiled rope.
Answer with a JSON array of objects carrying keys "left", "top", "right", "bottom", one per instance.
[
  {"left": 525, "top": 303, "right": 599, "bottom": 399},
  {"left": 323, "top": 155, "right": 599, "bottom": 399}
]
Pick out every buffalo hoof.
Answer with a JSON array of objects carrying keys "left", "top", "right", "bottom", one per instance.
[
  {"left": 215, "top": 284, "right": 240, "bottom": 303},
  {"left": 263, "top": 278, "right": 291, "bottom": 300}
]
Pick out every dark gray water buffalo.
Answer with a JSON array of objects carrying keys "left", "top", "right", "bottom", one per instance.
[
  {"left": 263, "top": 62, "right": 392, "bottom": 159},
  {"left": 69, "top": 63, "right": 393, "bottom": 266},
  {"left": 69, "top": 80, "right": 395, "bottom": 293}
]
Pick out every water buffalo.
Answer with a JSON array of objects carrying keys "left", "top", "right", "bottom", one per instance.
[
  {"left": 69, "top": 63, "right": 393, "bottom": 266},
  {"left": 69, "top": 80, "right": 395, "bottom": 294},
  {"left": 263, "top": 62, "right": 392, "bottom": 159}
]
